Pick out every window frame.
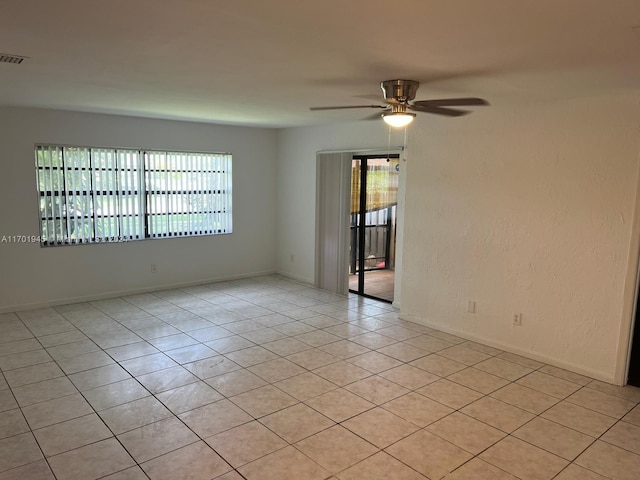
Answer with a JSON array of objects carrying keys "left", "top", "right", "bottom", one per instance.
[{"left": 34, "top": 144, "right": 233, "bottom": 247}]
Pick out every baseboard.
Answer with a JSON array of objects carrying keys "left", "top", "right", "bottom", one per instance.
[
  {"left": 400, "top": 313, "right": 617, "bottom": 385},
  {"left": 0, "top": 269, "right": 277, "bottom": 314},
  {"left": 275, "top": 271, "right": 314, "bottom": 286}
]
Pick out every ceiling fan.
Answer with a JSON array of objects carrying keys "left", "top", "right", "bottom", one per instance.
[{"left": 310, "top": 79, "right": 489, "bottom": 127}]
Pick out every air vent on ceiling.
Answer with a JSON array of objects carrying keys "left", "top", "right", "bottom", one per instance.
[{"left": 0, "top": 53, "right": 28, "bottom": 64}]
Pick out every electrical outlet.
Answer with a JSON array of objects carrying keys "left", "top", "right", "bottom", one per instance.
[
  {"left": 513, "top": 313, "right": 522, "bottom": 326},
  {"left": 151, "top": 264, "right": 157, "bottom": 273},
  {"left": 467, "top": 300, "right": 476, "bottom": 314}
]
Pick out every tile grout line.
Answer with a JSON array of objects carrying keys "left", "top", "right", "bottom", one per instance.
[{"left": 1, "top": 274, "right": 640, "bottom": 479}]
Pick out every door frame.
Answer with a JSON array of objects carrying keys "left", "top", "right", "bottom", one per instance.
[
  {"left": 619, "top": 173, "right": 640, "bottom": 386},
  {"left": 349, "top": 154, "right": 400, "bottom": 303},
  {"left": 313, "top": 147, "right": 405, "bottom": 306}
]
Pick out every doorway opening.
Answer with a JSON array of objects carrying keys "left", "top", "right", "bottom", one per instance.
[
  {"left": 628, "top": 287, "right": 640, "bottom": 386},
  {"left": 348, "top": 154, "right": 399, "bottom": 303}
]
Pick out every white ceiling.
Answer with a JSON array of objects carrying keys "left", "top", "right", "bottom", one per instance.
[{"left": 1, "top": 0, "right": 639, "bottom": 127}]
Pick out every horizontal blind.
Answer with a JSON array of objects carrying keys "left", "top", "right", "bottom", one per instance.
[{"left": 145, "top": 151, "right": 232, "bottom": 238}]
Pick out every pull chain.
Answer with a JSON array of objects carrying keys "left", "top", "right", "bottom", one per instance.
[{"left": 403, "top": 125, "right": 408, "bottom": 162}]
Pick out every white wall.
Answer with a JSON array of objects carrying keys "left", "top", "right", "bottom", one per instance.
[
  {"left": 276, "top": 95, "right": 640, "bottom": 383},
  {"left": 0, "top": 107, "right": 278, "bottom": 311}
]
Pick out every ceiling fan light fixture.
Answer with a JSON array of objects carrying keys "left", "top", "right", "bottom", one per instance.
[
  {"left": 382, "top": 111, "right": 415, "bottom": 128},
  {"left": 310, "top": 79, "right": 488, "bottom": 122}
]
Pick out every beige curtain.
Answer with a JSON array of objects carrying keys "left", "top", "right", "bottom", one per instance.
[{"left": 315, "top": 152, "right": 352, "bottom": 294}]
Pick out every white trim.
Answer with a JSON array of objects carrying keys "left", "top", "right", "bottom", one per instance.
[
  {"left": 275, "top": 271, "right": 315, "bottom": 286},
  {"left": 317, "top": 147, "right": 404, "bottom": 154},
  {"left": 617, "top": 95, "right": 640, "bottom": 385},
  {"left": 401, "top": 312, "right": 616, "bottom": 384},
  {"left": 0, "top": 269, "right": 276, "bottom": 313}
]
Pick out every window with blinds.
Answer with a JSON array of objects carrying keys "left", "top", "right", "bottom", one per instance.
[
  {"left": 145, "top": 151, "right": 232, "bottom": 238},
  {"left": 35, "top": 145, "right": 232, "bottom": 246}
]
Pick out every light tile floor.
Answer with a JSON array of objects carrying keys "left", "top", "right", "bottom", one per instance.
[
  {"left": 0, "top": 275, "right": 639, "bottom": 480},
  {"left": 348, "top": 270, "right": 395, "bottom": 302}
]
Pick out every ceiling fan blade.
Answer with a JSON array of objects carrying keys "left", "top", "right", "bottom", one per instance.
[
  {"left": 413, "top": 97, "right": 489, "bottom": 107},
  {"left": 309, "top": 105, "right": 387, "bottom": 111},
  {"left": 409, "top": 104, "right": 470, "bottom": 117}
]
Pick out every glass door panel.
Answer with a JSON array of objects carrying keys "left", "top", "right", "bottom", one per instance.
[{"left": 349, "top": 155, "right": 399, "bottom": 302}]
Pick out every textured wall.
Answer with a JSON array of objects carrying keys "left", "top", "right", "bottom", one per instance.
[
  {"left": 276, "top": 95, "right": 640, "bottom": 383},
  {"left": 400, "top": 95, "right": 640, "bottom": 382}
]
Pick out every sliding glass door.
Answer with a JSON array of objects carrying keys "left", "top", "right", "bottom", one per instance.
[{"left": 349, "top": 155, "right": 399, "bottom": 302}]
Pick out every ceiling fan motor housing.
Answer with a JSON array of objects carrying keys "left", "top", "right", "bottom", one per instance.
[{"left": 381, "top": 79, "right": 420, "bottom": 104}]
